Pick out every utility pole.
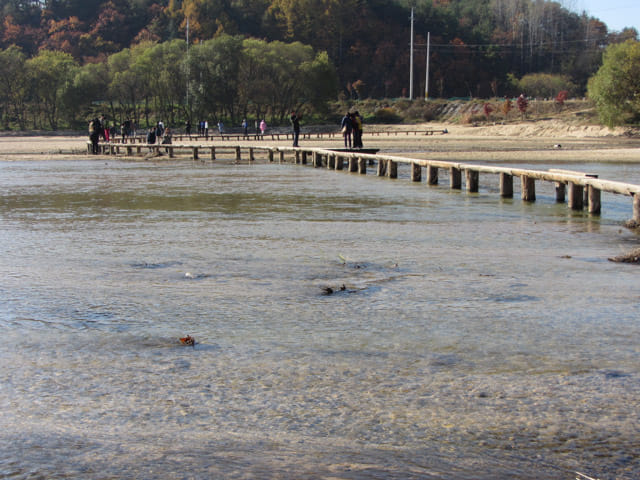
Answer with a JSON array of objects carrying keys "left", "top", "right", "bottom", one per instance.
[
  {"left": 425, "top": 31, "right": 430, "bottom": 100},
  {"left": 409, "top": 7, "right": 414, "bottom": 100},
  {"left": 186, "top": 18, "right": 190, "bottom": 112}
]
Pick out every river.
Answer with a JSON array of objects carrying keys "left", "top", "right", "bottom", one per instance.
[{"left": 0, "top": 158, "right": 638, "bottom": 479}]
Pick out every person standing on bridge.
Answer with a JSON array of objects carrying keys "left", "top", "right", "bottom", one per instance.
[
  {"left": 290, "top": 111, "right": 301, "bottom": 147},
  {"left": 353, "top": 111, "right": 363, "bottom": 148},
  {"left": 260, "top": 119, "right": 266, "bottom": 135},
  {"left": 341, "top": 112, "right": 353, "bottom": 149}
]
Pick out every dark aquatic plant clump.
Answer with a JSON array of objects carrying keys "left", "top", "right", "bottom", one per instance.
[{"left": 608, "top": 248, "right": 640, "bottom": 264}]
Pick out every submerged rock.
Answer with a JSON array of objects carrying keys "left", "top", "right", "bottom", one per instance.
[{"left": 608, "top": 248, "right": 640, "bottom": 264}]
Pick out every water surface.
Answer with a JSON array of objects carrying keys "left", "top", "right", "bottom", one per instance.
[{"left": 0, "top": 159, "right": 638, "bottom": 479}]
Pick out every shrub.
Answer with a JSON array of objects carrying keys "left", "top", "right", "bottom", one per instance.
[
  {"left": 372, "top": 107, "right": 402, "bottom": 123},
  {"left": 517, "top": 73, "right": 577, "bottom": 99}
]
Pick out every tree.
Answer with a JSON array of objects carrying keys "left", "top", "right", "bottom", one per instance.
[
  {"left": 0, "top": 45, "right": 28, "bottom": 129},
  {"left": 588, "top": 39, "right": 640, "bottom": 127},
  {"left": 26, "top": 50, "right": 78, "bottom": 129},
  {"left": 187, "top": 34, "right": 242, "bottom": 122},
  {"left": 65, "top": 61, "right": 110, "bottom": 126}
]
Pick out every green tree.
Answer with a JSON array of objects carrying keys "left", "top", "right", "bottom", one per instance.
[
  {"left": 26, "top": 50, "right": 78, "bottom": 129},
  {"left": 107, "top": 42, "right": 151, "bottom": 127},
  {"left": 143, "top": 39, "right": 188, "bottom": 126},
  {"left": 0, "top": 45, "right": 28, "bottom": 129},
  {"left": 65, "top": 61, "right": 110, "bottom": 127},
  {"left": 188, "top": 34, "right": 242, "bottom": 122},
  {"left": 588, "top": 39, "right": 640, "bottom": 126}
]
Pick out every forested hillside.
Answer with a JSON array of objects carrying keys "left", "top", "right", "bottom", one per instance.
[{"left": 0, "top": 0, "right": 638, "bottom": 130}]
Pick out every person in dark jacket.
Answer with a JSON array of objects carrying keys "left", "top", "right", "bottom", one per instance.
[
  {"left": 89, "top": 118, "right": 101, "bottom": 154},
  {"left": 146, "top": 128, "right": 156, "bottom": 151},
  {"left": 341, "top": 112, "right": 353, "bottom": 148},
  {"left": 290, "top": 111, "right": 301, "bottom": 147}
]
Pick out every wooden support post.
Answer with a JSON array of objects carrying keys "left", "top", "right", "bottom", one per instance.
[
  {"left": 249, "top": 148, "right": 254, "bottom": 162},
  {"left": 633, "top": 194, "right": 640, "bottom": 221},
  {"left": 358, "top": 157, "right": 367, "bottom": 174},
  {"left": 410, "top": 163, "right": 421, "bottom": 182},
  {"left": 126, "top": 146, "right": 132, "bottom": 156},
  {"left": 521, "top": 175, "right": 536, "bottom": 202},
  {"left": 327, "top": 154, "right": 335, "bottom": 169},
  {"left": 192, "top": 147, "right": 199, "bottom": 160},
  {"left": 450, "top": 167, "right": 461, "bottom": 189},
  {"left": 268, "top": 149, "right": 274, "bottom": 162},
  {"left": 555, "top": 182, "right": 565, "bottom": 202},
  {"left": 168, "top": 146, "right": 174, "bottom": 158},
  {"left": 295, "top": 150, "right": 300, "bottom": 164},
  {"left": 136, "top": 146, "right": 141, "bottom": 154},
  {"left": 465, "top": 170, "right": 479, "bottom": 193},
  {"left": 301, "top": 151, "right": 307, "bottom": 165},
  {"left": 279, "top": 150, "right": 285, "bottom": 163},
  {"left": 312, "top": 151, "right": 320, "bottom": 167},
  {"left": 336, "top": 156, "right": 344, "bottom": 170},
  {"left": 588, "top": 186, "right": 601, "bottom": 214},
  {"left": 388, "top": 160, "right": 398, "bottom": 179},
  {"left": 500, "top": 172, "right": 513, "bottom": 198},
  {"left": 585, "top": 174, "right": 599, "bottom": 209},
  {"left": 427, "top": 165, "right": 438, "bottom": 185},
  {"left": 568, "top": 182, "right": 584, "bottom": 210},
  {"left": 348, "top": 157, "right": 358, "bottom": 172},
  {"left": 377, "top": 159, "right": 386, "bottom": 176},
  {"left": 236, "top": 146, "right": 242, "bottom": 161},
  {"left": 211, "top": 147, "right": 216, "bottom": 160}
]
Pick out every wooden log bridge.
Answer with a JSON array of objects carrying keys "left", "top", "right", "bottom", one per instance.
[
  {"left": 90, "top": 141, "right": 640, "bottom": 222},
  {"left": 107, "top": 128, "right": 447, "bottom": 144}
]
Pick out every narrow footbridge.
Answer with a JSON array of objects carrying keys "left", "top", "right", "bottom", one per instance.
[
  {"left": 92, "top": 141, "right": 640, "bottom": 223},
  {"left": 108, "top": 128, "right": 447, "bottom": 144}
]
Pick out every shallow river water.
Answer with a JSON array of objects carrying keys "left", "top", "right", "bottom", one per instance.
[{"left": 0, "top": 158, "right": 639, "bottom": 479}]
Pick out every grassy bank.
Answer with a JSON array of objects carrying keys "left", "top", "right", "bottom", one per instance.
[{"left": 329, "top": 98, "right": 601, "bottom": 127}]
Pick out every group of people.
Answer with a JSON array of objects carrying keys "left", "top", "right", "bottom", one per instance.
[
  {"left": 89, "top": 111, "right": 365, "bottom": 155},
  {"left": 146, "top": 121, "right": 171, "bottom": 147},
  {"left": 341, "top": 111, "right": 363, "bottom": 149},
  {"left": 197, "top": 120, "right": 209, "bottom": 136}
]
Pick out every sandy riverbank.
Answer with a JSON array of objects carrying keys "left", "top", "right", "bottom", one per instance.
[{"left": 1, "top": 119, "right": 640, "bottom": 163}]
